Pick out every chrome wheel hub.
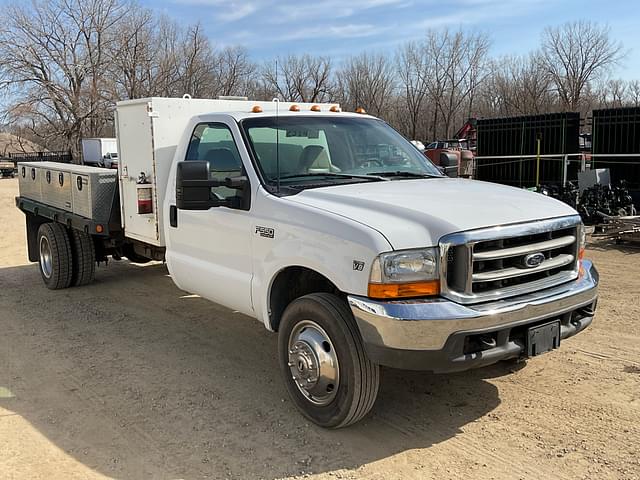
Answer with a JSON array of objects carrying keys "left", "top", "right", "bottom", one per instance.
[
  {"left": 288, "top": 320, "right": 339, "bottom": 406},
  {"left": 39, "top": 235, "right": 53, "bottom": 279}
]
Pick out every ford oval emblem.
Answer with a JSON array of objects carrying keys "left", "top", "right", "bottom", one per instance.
[{"left": 523, "top": 252, "right": 545, "bottom": 268}]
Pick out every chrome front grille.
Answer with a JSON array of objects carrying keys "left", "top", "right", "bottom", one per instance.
[{"left": 440, "top": 216, "right": 582, "bottom": 304}]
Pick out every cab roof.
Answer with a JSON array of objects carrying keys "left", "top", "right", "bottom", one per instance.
[{"left": 115, "top": 96, "right": 376, "bottom": 122}]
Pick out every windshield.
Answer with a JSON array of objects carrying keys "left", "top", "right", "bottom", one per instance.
[{"left": 241, "top": 116, "right": 442, "bottom": 188}]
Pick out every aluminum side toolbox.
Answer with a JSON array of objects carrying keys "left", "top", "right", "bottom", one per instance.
[
  {"left": 17, "top": 162, "right": 43, "bottom": 202},
  {"left": 41, "top": 164, "right": 72, "bottom": 211},
  {"left": 70, "top": 166, "right": 117, "bottom": 222}
]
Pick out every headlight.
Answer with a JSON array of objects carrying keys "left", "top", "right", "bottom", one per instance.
[{"left": 369, "top": 248, "right": 440, "bottom": 299}]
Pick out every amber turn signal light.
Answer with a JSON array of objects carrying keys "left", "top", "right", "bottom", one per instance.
[{"left": 368, "top": 280, "right": 440, "bottom": 299}]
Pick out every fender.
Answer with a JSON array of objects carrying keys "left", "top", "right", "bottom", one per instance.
[{"left": 249, "top": 188, "right": 392, "bottom": 329}]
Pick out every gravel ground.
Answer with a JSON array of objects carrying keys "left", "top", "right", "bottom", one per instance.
[{"left": 0, "top": 177, "right": 639, "bottom": 480}]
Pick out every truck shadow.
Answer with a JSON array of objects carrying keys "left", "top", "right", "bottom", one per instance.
[{"left": 0, "top": 261, "right": 502, "bottom": 479}]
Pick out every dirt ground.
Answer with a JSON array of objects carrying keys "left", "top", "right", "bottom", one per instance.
[{"left": 0, "top": 177, "right": 638, "bottom": 480}]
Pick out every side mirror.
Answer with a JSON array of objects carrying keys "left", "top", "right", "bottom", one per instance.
[
  {"left": 176, "top": 161, "right": 248, "bottom": 210},
  {"left": 439, "top": 152, "right": 459, "bottom": 178}
]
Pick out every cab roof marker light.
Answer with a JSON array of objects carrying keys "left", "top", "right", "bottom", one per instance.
[
  {"left": 289, "top": 104, "right": 300, "bottom": 112},
  {"left": 251, "top": 105, "right": 263, "bottom": 113},
  {"left": 310, "top": 105, "right": 321, "bottom": 112},
  {"left": 330, "top": 105, "right": 341, "bottom": 112},
  {"left": 355, "top": 107, "right": 366, "bottom": 114}
]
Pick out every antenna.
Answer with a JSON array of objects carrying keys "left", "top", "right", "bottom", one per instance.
[
  {"left": 273, "top": 96, "right": 280, "bottom": 193},
  {"left": 274, "top": 58, "right": 281, "bottom": 194}
]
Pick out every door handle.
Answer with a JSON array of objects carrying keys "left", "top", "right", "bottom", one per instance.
[{"left": 169, "top": 205, "right": 178, "bottom": 227}]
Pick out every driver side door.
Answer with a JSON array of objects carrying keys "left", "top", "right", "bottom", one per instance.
[{"left": 166, "top": 120, "right": 254, "bottom": 316}]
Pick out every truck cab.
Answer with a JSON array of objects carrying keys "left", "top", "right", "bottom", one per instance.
[{"left": 16, "top": 98, "right": 598, "bottom": 428}]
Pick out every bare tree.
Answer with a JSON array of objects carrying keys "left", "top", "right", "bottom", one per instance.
[
  {"left": 176, "top": 23, "right": 216, "bottom": 97},
  {"left": 1, "top": 1, "right": 638, "bottom": 155},
  {"left": 540, "top": 20, "right": 624, "bottom": 111},
  {"left": 628, "top": 80, "right": 640, "bottom": 107},
  {"left": 601, "top": 78, "right": 628, "bottom": 107},
  {"left": 211, "top": 46, "right": 256, "bottom": 97},
  {"left": 337, "top": 52, "right": 395, "bottom": 117},
  {"left": 0, "top": 0, "right": 129, "bottom": 158},
  {"left": 483, "top": 53, "right": 555, "bottom": 116},
  {"left": 424, "top": 29, "right": 491, "bottom": 139},
  {"left": 396, "top": 41, "right": 430, "bottom": 139},
  {"left": 262, "top": 54, "right": 333, "bottom": 102},
  {"left": 110, "top": 6, "right": 156, "bottom": 99}
]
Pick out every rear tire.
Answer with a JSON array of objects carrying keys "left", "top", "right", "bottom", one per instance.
[
  {"left": 37, "top": 223, "right": 73, "bottom": 290},
  {"left": 69, "top": 229, "right": 96, "bottom": 286},
  {"left": 278, "top": 293, "right": 380, "bottom": 428}
]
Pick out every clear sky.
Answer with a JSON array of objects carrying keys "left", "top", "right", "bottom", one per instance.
[{"left": 142, "top": 0, "right": 640, "bottom": 79}]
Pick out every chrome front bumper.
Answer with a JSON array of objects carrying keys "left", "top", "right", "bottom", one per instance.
[{"left": 348, "top": 260, "right": 598, "bottom": 372}]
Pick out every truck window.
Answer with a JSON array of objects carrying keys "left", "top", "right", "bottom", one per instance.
[
  {"left": 246, "top": 126, "right": 333, "bottom": 178},
  {"left": 185, "top": 123, "right": 243, "bottom": 200},
  {"left": 242, "top": 116, "right": 441, "bottom": 189}
]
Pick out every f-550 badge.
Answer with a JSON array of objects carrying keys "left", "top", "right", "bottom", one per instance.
[
  {"left": 255, "top": 226, "right": 275, "bottom": 239},
  {"left": 353, "top": 260, "right": 365, "bottom": 271}
]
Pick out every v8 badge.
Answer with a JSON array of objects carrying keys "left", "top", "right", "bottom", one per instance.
[{"left": 353, "top": 260, "right": 365, "bottom": 271}]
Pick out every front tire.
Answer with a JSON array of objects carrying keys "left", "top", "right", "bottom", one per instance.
[
  {"left": 37, "top": 223, "right": 73, "bottom": 289},
  {"left": 278, "top": 293, "right": 380, "bottom": 428}
]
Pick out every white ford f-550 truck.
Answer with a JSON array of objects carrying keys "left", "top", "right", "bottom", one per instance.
[{"left": 16, "top": 97, "right": 598, "bottom": 428}]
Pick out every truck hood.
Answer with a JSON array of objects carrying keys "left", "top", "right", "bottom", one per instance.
[{"left": 288, "top": 178, "right": 577, "bottom": 249}]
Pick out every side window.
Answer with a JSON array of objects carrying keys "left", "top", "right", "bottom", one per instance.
[{"left": 186, "top": 123, "right": 243, "bottom": 200}]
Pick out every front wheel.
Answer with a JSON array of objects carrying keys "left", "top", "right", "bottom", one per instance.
[{"left": 278, "top": 293, "right": 380, "bottom": 428}]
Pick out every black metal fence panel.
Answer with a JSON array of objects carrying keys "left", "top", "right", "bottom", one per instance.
[
  {"left": 5, "top": 151, "right": 73, "bottom": 165},
  {"left": 475, "top": 113, "right": 580, "bottom": 187},
  {"left": 592, "top": 107, "right": 640, "bottom": 188}
]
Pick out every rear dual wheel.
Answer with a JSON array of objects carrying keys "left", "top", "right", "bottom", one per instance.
[
  {"left": 37, "top": 223, "right": 73, "bottom": 289},
  {"left": 37, "top": 223, "right": 95, "bottom": 289},
  {"left": 278, "top": 293, "right": 380, "bottom": 428},
  {"left": 69, "top": 229, "right": 96, "bottom": 286}
]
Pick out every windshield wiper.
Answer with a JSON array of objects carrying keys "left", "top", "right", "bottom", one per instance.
[
  {"left": 277, "top": 172, "right": 389, "bottom": 182},
  {"left": 368, "top": 171, "right": 442, "bottom": 179}
]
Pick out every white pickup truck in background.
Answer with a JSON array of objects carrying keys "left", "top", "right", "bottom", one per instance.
[{"left": 15, "top": 97, "right": 598, "bottom": 428}]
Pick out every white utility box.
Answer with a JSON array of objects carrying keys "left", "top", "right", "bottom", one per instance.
[{"left": 115, "top": 97, "right": 318, "bottom": 247}]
